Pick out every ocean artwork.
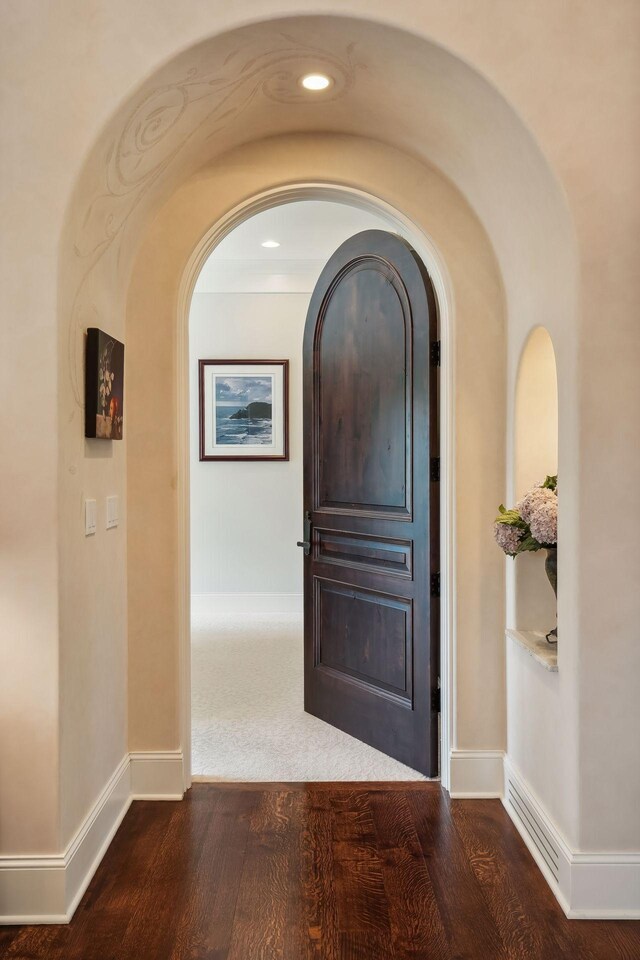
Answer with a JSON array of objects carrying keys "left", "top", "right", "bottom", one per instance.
[
  {"left": 199, "top": 360, "right": 289, "bottom": 461},
  {"left": 214, "top": 375, "right": 273, "bottom": 446}
]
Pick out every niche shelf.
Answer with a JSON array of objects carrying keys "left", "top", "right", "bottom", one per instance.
[{"left": 506, "top": 628, "right": 557, "bottom": 672}]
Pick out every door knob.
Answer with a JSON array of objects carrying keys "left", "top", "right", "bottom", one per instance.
[{"left": 297, "top": 511, "right": 312, "bottom": 556}]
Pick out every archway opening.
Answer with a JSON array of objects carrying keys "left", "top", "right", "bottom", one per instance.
[
  {"left": 185, "top": 192, "right": 452, "bottom": 783},
  {"left": 57, "top": 10, "right": 566, "bottom": 821}
]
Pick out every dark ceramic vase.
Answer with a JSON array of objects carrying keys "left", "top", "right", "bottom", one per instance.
[{"left": 545, "top": 547, "right": 558, "bottom": 643}]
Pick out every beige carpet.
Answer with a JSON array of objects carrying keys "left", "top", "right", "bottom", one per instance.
[{"left": 191, "top": 610, "right": 426, "bottom": 781}]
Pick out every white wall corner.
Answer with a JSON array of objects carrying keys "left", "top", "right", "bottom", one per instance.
[
  {"left": 448, "top": 749, "right": 505, "bottom": 798},
  {"left": 129, "top": 750, "right": 185, "bottom": 800},
  {"left": 503, "top": 755, "right": 640, "bottom": 920},
  {"left": 0, "top": 751, "right": 184, "bottom": 925}
]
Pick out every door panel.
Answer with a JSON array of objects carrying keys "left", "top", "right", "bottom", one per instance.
[
  {"left": 317, "top": 259, "right": 411, "bottom": 517},
  {"left": 315, "top": 529, "right": 413, "bottom": 578},
  {"left": 302, "top": 230, "right": 439, "bottom": 777},
  {"left": 316, "top": 579, "right": 412, "bottom": 703}
]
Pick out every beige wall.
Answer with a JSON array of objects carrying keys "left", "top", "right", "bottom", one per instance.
[
  {"left": 57, "top": 230, "right": 129, "bottom": 846},
  {"left": 1, "top": 1, "right": 638, "bottom": 859}
]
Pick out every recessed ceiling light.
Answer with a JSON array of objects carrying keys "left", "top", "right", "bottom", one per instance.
[
  {"left": 261, "top": 240, "right": 280, "bottom": 248},
  {"left": 300, "top": 73, "right": 332, "bottom": 91}
]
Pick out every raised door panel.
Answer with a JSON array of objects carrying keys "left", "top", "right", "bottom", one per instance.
[
  {"left": 315, "top": 529, "right": 412, "bottom": 578},
  {"left": 314, "top": 579, "right": 412, "bottom": 706},
  {"left": 315, "top": 259, "right": 411, "bottom": 518}
]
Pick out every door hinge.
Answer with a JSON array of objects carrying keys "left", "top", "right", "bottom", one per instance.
[
  {"left": 430, "top": 457, "right": 440, "bottom": 482},
  {"left": 430, "top": 572, "right": 440, "bottom": 598},
  {"left": 430, "top": 340, "right": 441, "bottom": 367},
  {"left": 431, "top": 684, "right": 441, "bottom": 714}
]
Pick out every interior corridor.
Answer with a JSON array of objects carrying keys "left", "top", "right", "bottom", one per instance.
[{"left": 3, "top": 2, "right": 639, "bottom": 939}]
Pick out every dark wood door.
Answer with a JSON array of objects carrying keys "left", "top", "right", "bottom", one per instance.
[{"left": 301, "top": 230, "right": 439, "bottom": 777}]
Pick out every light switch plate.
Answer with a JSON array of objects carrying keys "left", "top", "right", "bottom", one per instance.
[
  {"left": 106, "top": 495, "right": 118, "bottom": 529},
  {"left": 85, "top": 499, "right": 97, "bottom": 536}
]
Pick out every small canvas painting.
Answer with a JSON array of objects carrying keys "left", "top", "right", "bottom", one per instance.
[
  {"left": 85, "top": 328, "right": 124, "bottom": 440},
  {"left": 199, "top": 360, "right": 289, "bottom": 461},
  {"left": 215, "top": 375, "right": 273, "bottom": 446}
]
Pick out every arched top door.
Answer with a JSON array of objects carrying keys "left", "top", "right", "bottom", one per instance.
[{"left": 301, "top": 230, "right": 440, "bottom": 776}]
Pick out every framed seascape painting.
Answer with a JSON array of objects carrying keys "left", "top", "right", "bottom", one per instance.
[
  {"left": 199, "top": 359, "right": 289, "bottom": 461},
  {"left": 85, "top": 328, "right": 124, "bottom": 440}
]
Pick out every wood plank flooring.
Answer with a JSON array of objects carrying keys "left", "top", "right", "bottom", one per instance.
[{"left": 1, "top": 783, "right": 639, "bottom": 959}]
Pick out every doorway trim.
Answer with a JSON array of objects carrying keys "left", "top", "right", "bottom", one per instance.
[{"left": 176, "top": 182, "right": 456, "bottom": 790}]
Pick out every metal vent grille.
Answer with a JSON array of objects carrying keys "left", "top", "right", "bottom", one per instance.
[{"left": 507, "top": 777, "right": 560, "bottom": 881}]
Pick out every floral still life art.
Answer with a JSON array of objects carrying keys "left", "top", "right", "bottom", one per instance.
[
  {"left": 85, "top": 328, "right": 125, "bottom": 440},
  {"left": 494, "top": 475, "right": 558, "bottom": 643}
]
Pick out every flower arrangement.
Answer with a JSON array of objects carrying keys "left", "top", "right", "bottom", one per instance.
[
  {"left": 98, "top": 342, "right": 116, "bottom": 417},
  {"left": 494, "top": 475, "right": 557, "bottom": 556},
  {"left": 494, "top": 475, "right": 558, "bottom": 641}
]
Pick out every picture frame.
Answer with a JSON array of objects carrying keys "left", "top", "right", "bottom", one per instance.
[
  {"left": 199, "top": 359, "right": 289, "bottom": 461},
  {"left": 85, "top": 328, "right": 125, "bottom": 440}
]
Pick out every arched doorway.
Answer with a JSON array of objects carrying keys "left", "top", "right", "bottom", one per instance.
[
  {"left": 178, "top": 184, "right": 456, "bottom": 788},
  {"left": 60, "top": 12, "right": 563, "bottom": 820}
]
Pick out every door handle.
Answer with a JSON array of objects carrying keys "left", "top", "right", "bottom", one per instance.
[{"left": 296, "top": 510, "right": 312, "bottom": 556}]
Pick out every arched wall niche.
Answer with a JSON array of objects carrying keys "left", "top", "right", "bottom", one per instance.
[
  {"left": 513, "top": 326, "right": 559, "bottom": 633},
  {"left": 504, "top": 321, "right": 570, "bottom": 852},
  {"left": 50, "top": 13, "right": 581, "bottom": 854}
]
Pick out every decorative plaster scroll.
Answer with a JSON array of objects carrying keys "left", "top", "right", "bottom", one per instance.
[
  {"left": 67, "top": 30, "right": 361, "bottom": 408},
  {"left": 74, "top": 34, "right": 359, "bottom": 261}
]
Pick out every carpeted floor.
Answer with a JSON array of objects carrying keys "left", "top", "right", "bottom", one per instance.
[{"left": 191, "top": 610, "right": 426, "bottom": 781}]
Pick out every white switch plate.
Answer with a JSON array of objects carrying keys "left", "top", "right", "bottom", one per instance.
[
  {"left": 85, "top": 499, "right": 97, "bottom": 536},
  {"left": 106, "top": 495, "right": 118, "bottom": 529}
]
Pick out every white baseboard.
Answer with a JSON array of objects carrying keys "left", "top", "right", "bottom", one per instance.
[
  {"left": 64, "top": 754, "right": 132, "bottom": 921},
  {"left": 447, "top": 750, "right": 640, "bottom": 917},
  {"left": 191, "top": 592, "right": 303, "bottom": 615},
  {"left": 0, "top": 750, "right": 184, "bottom": 925},
  {"left": 3, "top": 745, "right": 637, "bottom": 924},
  {"left": 503, "top": 755, "right": 640, "bottom": 919},
  {"left": 130, "top": 750, "right": 185, "bottom": 799},
  {"left": 448, "top": 749, "right": 505, "bottom": 798}
]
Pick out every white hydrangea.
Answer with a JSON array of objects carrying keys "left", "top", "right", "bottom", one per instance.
[
  {"left": 494, "top": 522, "right": 524, "bottom": 556},
  {"left": 517, "top": 485, "right": 556, "bottom": 523},
  {"left": 529, "top": 497, "right": 558, "bottom": 546}
]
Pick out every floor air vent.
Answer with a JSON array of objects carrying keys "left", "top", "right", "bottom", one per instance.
[{"left": 507, "top": 776, "right": 560, "bottom": 882}]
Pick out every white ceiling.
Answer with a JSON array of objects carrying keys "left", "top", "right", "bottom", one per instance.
[{"left": 194, "top": 200, "right": 393, "bottom": 292}]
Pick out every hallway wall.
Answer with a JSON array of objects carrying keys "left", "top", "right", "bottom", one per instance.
[{"left": 189, "top": 291, "right": 306, "bottom": 605}]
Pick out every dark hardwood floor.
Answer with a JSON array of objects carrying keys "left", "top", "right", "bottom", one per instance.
[{"left": 2, "top": 783, "right": 639, "bottom": 959}]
